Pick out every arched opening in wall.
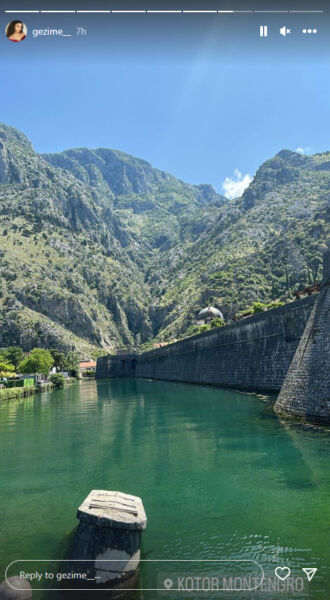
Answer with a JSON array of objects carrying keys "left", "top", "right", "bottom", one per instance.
[
  {"left": 131, "top": 359, "right": 137, "bottom": 373},
  {"left": 285, "top": 316, "right": 299, "bottom": 342},
  {"left": 120, "top": 359, "right": 126, "bottom": 369}
]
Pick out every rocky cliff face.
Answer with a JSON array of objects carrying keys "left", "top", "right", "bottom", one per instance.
[{"left": 0, "top": 123, "right": 329, "bottom": 353}]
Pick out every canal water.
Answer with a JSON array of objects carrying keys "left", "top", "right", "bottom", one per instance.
[{"left": 0, "top": 378, "right": 329, "bottom": 599}]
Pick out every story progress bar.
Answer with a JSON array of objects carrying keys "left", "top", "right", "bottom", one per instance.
[{"left": 4, "top": 9, "right": 325, "bottom": 14}]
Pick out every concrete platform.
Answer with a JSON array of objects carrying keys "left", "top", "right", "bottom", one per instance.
[{"left": 77, "top": 490, "right": 147, "bottom": 531}]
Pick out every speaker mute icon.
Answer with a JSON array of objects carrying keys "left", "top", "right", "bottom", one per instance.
[
  {"left": 302, "top": 568, "right": 317, "bottom": 582},
  {"left": 260, "top": 25, "right": 268, "bottom": 37}
]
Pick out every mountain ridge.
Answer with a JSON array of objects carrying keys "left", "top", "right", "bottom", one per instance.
[{"left": 0, "top": 123, "right": 328, "bottom": 353}]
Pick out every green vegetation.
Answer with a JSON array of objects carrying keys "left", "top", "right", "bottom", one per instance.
[
  {"left": 251, "top": 302, "right": 266, "bottom": 314},
  {"left": 182, "top": 317, "right": 225, "bottom": 338},
  {"left": 50, "top": 350, "right": 80, "bottom": 376},
  {"left": 49, "top": 350, "right": 68, "bottom": 371},
  {"left": 0, "top": 345, "right": 80, "bottom": 384},
  {"left": 0, "top": 379, "right": 69, "bottom": 402},
  {"left": 250, "top": 300, "right": 285, "bottom": 314},
  {"left": 197, "top": 325, "right": 210, "bottom": 333},
  {"left": 234, "top": 299, "right": 286, "bottom": 320},
  {"left": 64, "top": 352, "right": 80, "bottom": 377},
  {"left": 0, "top": 342, "right": 78, "bottom": 403},
  {"left": 1, "top": 346, "right": 24, "bottom": 368},
  {"left": 210, "top": 317, "right": 225, "bottom": 328},
  {"left": 81, "top": 369, "right": 95, "bottom": 378},
  {"left": 0, "top": 346, "right": 23, "bottom": 377},
  {"left": 0, "top": 124, "right": 328, "bottom": 351},
  {"left": 0, "top": 357, "right": 15, "bottom": 378},
  {"left": 18, "top": 348, "right": 54, "bottom": 376},
  {"left": 49, "top": 373, "right": 65, "bottom": 387},
  {"left": 266, "top": 300, "right": 285, "bottom": 310},
  {"left": 0, "top": 386, "right": 38, "bottom": 401}
]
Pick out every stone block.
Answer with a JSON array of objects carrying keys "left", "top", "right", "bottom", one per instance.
[{"left": 69, "top": 490, "right": 147, "bottom": 591}]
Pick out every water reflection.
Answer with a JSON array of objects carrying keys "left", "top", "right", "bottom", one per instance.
[{"left": 0, "top": 379, "right": 329, "bottom": 598}]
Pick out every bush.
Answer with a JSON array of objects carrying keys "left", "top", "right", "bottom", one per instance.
[
  {"left": 3, "top": 380, "right": 24, "bottom": 388},
  {"left": 49, "top": 373, "right": 65, "bottom": 387},
  {"left": 251, "top": 302, "right": 267, "bottom": 314},
  {"left": 82, "top": 370, "right": 95, "bottom": 378},
  {"left": 198, "top": 325, "right": 210, "bottom": 333},
  {"left": 267, "top": 300, "right": 285, "bottom": 310},
  {"left": 0, "top": 386, "right": 37, "bottom": 401},
  {"left": 210, "top": 317, "right": 225, "bottom": 328},
  {"left": 184, "top": 324, "right": 201, "bottom": 338}
]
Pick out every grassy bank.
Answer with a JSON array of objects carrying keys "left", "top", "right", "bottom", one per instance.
[{"left": 0, "top": 378, "right": 76, "bottom": 402}]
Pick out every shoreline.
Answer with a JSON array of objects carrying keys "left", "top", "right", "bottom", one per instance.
[{"left": 0, "top": 378, "right": 77, "bottom": 403}]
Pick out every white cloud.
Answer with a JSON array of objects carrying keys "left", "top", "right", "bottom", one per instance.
[
  {"left": 222, "top": 169, "right": 253, "bottom": 200},
  {"left": 296, "top": 146, "right": 312, "bottom": 155}
]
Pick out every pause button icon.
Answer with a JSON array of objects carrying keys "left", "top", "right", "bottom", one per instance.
[{"left": 260, "top": 25, "right": 268, "bottom": 37}]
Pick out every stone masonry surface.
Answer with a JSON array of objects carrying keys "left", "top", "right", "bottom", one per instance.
[
  {"left": 274, "top": 249, "right": 330, "bottom": 423},
  {"left": 96, "top": 295, "right": 316, "bottom": 393}
]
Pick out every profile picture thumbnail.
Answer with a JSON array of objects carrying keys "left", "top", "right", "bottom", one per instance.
[{"left": 6, "top": 20, "right": 27, "bottom": 42}]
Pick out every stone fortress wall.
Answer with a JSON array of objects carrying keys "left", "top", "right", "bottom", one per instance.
[
  {"left": 96, "top": 294, "right": 316, "bottom": 393},
  {"left": 274, "top": 248, "right": 330, "bottom": 423}
]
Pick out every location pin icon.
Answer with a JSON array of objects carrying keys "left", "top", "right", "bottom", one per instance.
[{"left": 163, "top": 578, "right": 173, "bottom": 589}]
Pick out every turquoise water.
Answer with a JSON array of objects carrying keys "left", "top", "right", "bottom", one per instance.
[{"left": 0, "top": 378, "right": 330, "bottom": 599}]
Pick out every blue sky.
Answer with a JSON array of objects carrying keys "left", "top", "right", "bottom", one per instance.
[{"left": 1, "top": 11, "right": 329, "bottom": 196}]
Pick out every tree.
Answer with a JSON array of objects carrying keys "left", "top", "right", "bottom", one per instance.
[
  {"left": 0, "top": 357, "right": 15, "bottom": 378},
  {"left": 50, "top": 350, "right": 67, "bottom": 371},
  {"left": 49, "top": 350, "right": 80, "bottom": 376},
  {"left": 2, "top": 346, "right": 24, "bottom": 369},
  {"left": 18, "top": 348, "right": 54, "bottom": 377},
  {"left": 63, "top": 351, "right": 80, "bottom": 377}
]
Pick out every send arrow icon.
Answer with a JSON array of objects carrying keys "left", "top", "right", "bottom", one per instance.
[{"left": 302, "top": 568, "right": 317, "bottom": 582}]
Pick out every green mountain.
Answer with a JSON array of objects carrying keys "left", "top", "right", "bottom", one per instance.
[
  {"left": 0, "top": 123, "right": 329, "bottom": 353},
  {"left": 153, "top": 150, "right": 330, "bottom": 338}
]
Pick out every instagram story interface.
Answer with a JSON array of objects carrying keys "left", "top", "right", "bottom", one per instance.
[{"left": 0, "top": 1, "right": 329, "bottom": 599}]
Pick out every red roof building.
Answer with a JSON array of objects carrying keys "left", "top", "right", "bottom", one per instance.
[{"left": 79, "top": 360, "right": 97, "bottom": 371}]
